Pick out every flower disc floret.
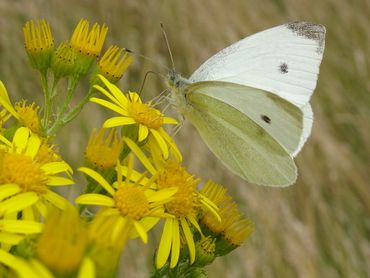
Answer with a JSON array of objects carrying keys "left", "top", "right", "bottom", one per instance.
[
  {"left": 129, "top": 101, "right": 163, "bottom": 130},
  {"left": 114, "top": 186, "right": 150, "bottom": 220},
  {"left": 0, "top": 153, "right": 47, "bottom": 194},
  {"left": 157, "top": 161, "right": 199, "bottom": 218}
]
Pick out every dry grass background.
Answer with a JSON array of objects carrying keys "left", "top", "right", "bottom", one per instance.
[{"left": 0, "top": 0, "right": 369, "bottom": 277}]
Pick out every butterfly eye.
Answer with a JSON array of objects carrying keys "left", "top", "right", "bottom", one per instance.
[{"left": 176, "top": 81, "right": 180, "bottom": 87}]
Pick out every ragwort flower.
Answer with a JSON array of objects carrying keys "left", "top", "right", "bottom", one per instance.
[
  {"left": 0, "top": 81, "right": 41, "bottom": 134},
  {"left": 0, "top": 127, "right": 74, "bottom": 221},
  {"left": 75, "top": 156, "right": 177, "bottom": 245},
  {"left": 91, "top": 75, "right": 179, "bottom": 159},
  {"left": 124, "top": 137, "right": 219, "bottom": 269}
]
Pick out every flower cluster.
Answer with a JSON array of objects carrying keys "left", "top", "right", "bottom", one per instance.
[{"left": 0, "top": 19, "right": 254, "bottom": 278}]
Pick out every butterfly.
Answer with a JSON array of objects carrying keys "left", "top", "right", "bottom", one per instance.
[{"left": 167, "top": 22, "right": 326, "bottom": 187}]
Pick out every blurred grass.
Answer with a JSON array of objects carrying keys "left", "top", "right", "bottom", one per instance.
[{"left": 0, "top": 0, "right": 369, "bottom": 277}]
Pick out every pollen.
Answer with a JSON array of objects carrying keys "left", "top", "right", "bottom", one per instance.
[
  {"left": 113, "top": 186, "right": 150, "bottom": 220},
  {"left": 15, "top": 100, "right": 41, "bottom": 134},
  {"left": 0, "top": 153, "right": 47, "bottom": 194},
  {"left": 157, "top": 161, "right": 199, "bottom": 218},
  {"left": 129, "top": 101, "right": 163, "bottom": 130},
  {"left": 85, "top": 128, "right": 122, "bottom": 169}
]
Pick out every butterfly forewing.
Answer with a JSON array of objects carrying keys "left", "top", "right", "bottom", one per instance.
[
  {"left": 188, "top": 22, "right": 325, "bottom": 156},
  {"left": 185, "top": 82, "right": 298, "bottom": 186}
]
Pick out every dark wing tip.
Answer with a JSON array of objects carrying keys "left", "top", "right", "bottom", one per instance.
[{"left": 285, "top": 22, "right": 326, "bottom": 54}]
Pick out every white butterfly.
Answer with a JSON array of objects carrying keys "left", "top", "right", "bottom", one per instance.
[{"left": 168, "top": 22, "right": 326, "bottom": 187}]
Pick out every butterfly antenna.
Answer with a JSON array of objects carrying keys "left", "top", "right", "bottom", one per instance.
[
  {"left": 139, "top": 70, "right": 166, "bottom": 96},
  {"left": 126, "top": 48, "right": 170, "bottom": 71},
  {"left": 160, "top": 23, "right": 175, "bottom": 70}
]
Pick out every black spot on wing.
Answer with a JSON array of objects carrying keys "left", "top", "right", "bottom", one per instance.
[
  {"left": 286, "top": 22, "right": 326, "bottom": 54},
  {"left": 261, "top": 115, "right": 271, "bottom": 124},
  {"left": 279, "top": 63, "right": 288, "bottom": 74}
]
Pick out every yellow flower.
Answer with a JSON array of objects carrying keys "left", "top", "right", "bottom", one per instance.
[
  {"left": 0, "top": 218, "right": 42, "bottom": 250},
  {"left": 70, "top": 19, "right": 107, "bottom": 58},
  {"left": 85, "top": 128, "right": 123, "bottom": 170},
  {"left": 15, "top": 100, "right": 41, "bottom": 134},
  {"left": 97, "top": 46, "right": 132, "bottom": 83},
  {"left": 0, "top": 127, "right": 74, "bottom": 221},
  {"left": 0, "top": 249, "right": 95, "bottom": 278},
  {"left": 124, "top": 138, "right": 219, "bottom": 269},
  {"left": 70, "top": 19, "right": 108, "bottom": 75},
  {"left": 23, "top": 19, "right": 54, "bottom": 72},
  {"left": 88, "top": 210, "right": 128, "bottom": 277},
  {"left": 36, "top": 206, "right": 89, "bottom": 275},
  {"left": 0, "top": 81, "right": 42, "bottom": 134},
  {"left": 200, "top": 181, "right": 254, "bottom": 254},
  {"left": 75, "top": 156, "right": 177, "bottom": 245},
  {"left": 155, "top": 161, "right": 219, "bottom": 269},
  {"left": 91, "top": 75, "right": 179, "bottom": 159}
]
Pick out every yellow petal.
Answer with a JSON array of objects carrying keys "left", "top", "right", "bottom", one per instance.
[
  {"left": 118, "top": 166, "right": 150, "bottom": 186},
  {"left": 78, "top": 167, "right": 115, "bottom": 196},
  {"left": 0, "top": 184, "right": 21, "bottom": 201},
  {"left": 29, "top": 259, "right": 54, "bottom": 278},
  {"left": 103, "top": 116, "right": 136, "bottom": 128},
  {"left": 0, "top": 192, "right": 38, "bottom": 215},
  {"left": 13, "top": 127, "right": 30, "bottom": 153},
  {"left": 25, "top": 134, "right": 41, "bottom": 158},
  {"left": 0, "top": 81, "right": 19, "bottom": 119},
  {"left": 150, "top": 129, "right": 168, "bottom": 160},
  {"left": 0, "top": 232, "right": 24, "bottom": 244},
  {"left": 147, "top": 187, "right": 178, "bottom": 203},
  {"left": 97, "top": 75, "right": 128, "bottom": 107},
  {"left": 129, "top": 216, "right": 160, "bottom": 239},
  {"left": 156, "top": 218, "right": 173, "bottom": 269},
  {"left": 180, "top": 218, "right": 196, "bottom": 264},
  {"left": 90, "top": 97, "right": 128, "bottom": 115},
  {"left": 0, "top": 134, "right": 12, "bottom": 147},
  {"left": 75, "top": 194, "right": 115, "bottom": 207},
  {"left": 43, "top": 190, "right": 69, "bottom": 210},
  {"left": 159, "top": 128, "right": 182, "bottom": 162},
  {"left": 124, "top": 137, "right": 156, "bottom": 175},
  {"left": 170, "top": 218, "right": 180, "bottom": 268},
  {"left": 0, "top": 220, "right": 42, "bottom": 234},
  {"left": 47, "top": 176, "right": 74, "bottom": 186},
  {"left": 78, "top": 257, "right": 95, "bottom": 278},
  {"left": 133, "top": 221, "right": 148, "bottom": 243},
  {"left": 22, "top": 206, "right": 35, "bottom": 221},
  {"left": 34, "top": 200, "right": 48, "bottom": 218},
  {"left": 138, "top": 125, "right": 149, "bottom": 142},
  {"left": 93, "top": 84, "right": 125, "bottom": 108},
  {"left": 163, "top": 117, "right": 178, "bottom": 125},
  {"left": 200, "top": 196, "right": 221, "bottom": 222},
  {"left": 187, "top": 215, "right": 203, "bottom": 235},
  {"left": 41, "top": 161, "right": 73, "bottom": 175}
]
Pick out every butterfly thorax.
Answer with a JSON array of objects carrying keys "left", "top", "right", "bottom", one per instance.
[{"left": 167, "top": 70, "right": 192, "bottom": 114}]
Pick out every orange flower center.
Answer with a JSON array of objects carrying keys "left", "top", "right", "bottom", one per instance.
[
  {"left": 113, "top": 186, "right": 150, "bottom": 220},
  {"left": 157, "top": 161, "right": 199, "bottom": 218},
  {"left": 0, "top": 153, "right": 47, "bottom": 194},
  {"left": 129, "top": 102, "right": 163, "bottom": 130}
]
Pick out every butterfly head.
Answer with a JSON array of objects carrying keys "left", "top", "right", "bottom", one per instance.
[{"left": 167, "top": 70, "right": 190, "bottom": 89}]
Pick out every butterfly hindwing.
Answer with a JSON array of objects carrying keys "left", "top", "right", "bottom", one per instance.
[{"left": 185, "top": 81, "right": 299, "bottom": 186}]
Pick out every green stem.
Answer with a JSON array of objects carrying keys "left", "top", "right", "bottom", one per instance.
[
  {"left": 46, "top": 76, "right": 80, "bottom": 136},
  {"left": 41, "top": 71, "right": 50, "bottom": 128}
]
